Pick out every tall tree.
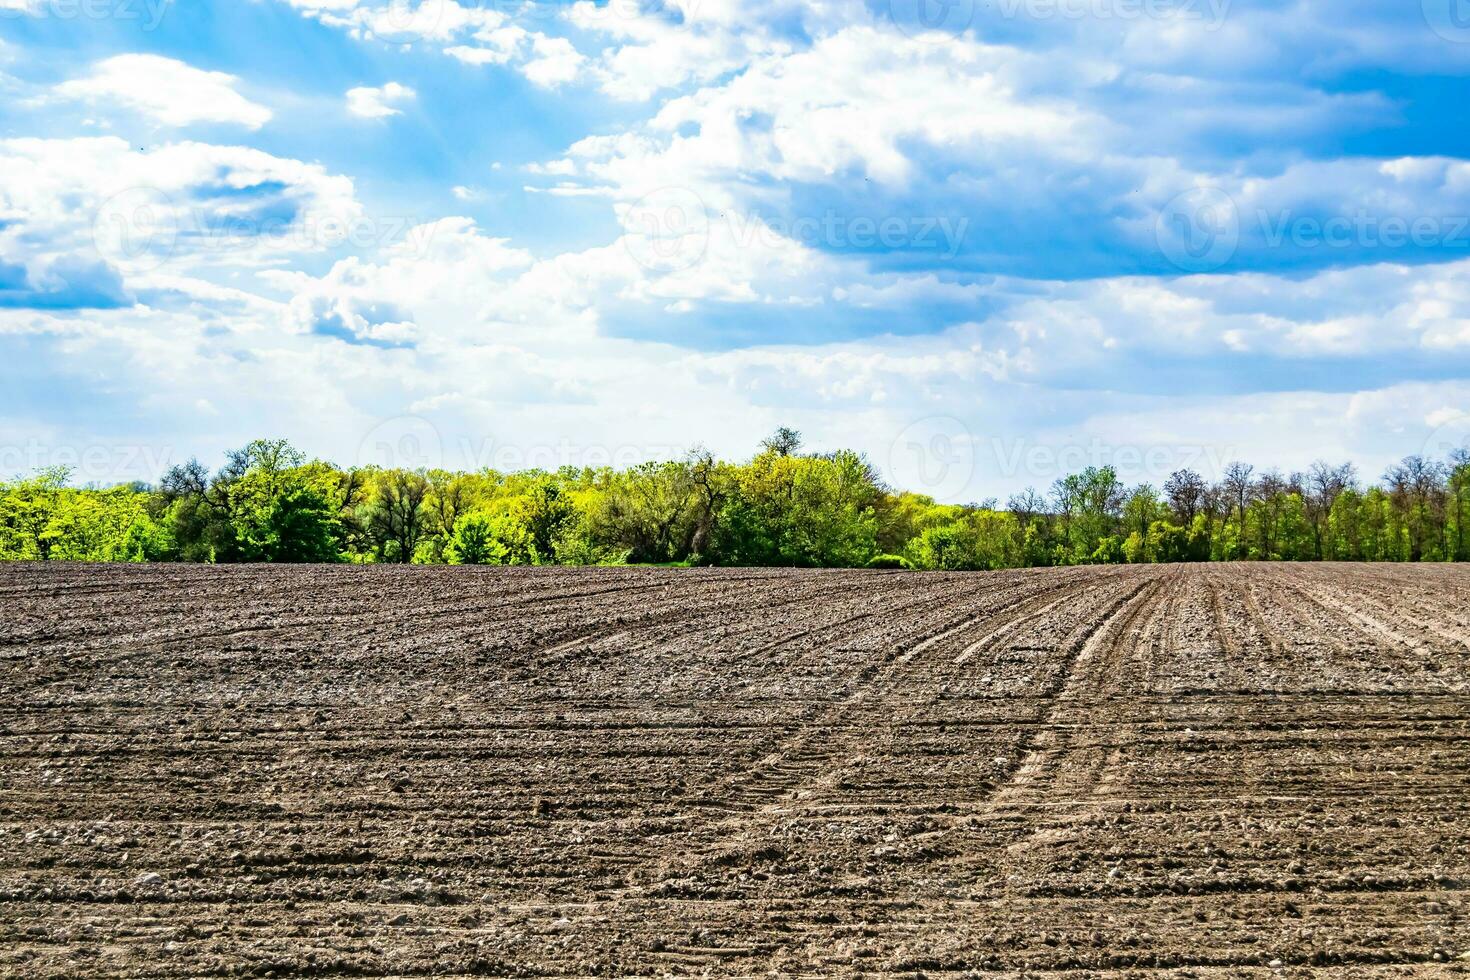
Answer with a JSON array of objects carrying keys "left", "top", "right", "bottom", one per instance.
[
  {"left": 760, "top": 427, "right": 803, "bottom": 458},
  {"left": 1221, "top": 462, "right": 1255, "bottom": 559},
  {"left": 368, "top": 470, "right": 431, "bottom": 563},
  {"left": 1164, "top": 469, "right": 1207, "bottom": 525}
]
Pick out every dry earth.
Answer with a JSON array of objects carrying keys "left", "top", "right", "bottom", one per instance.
[{"left": 1, "top": 563, "right": 1468, "bottom": 977}]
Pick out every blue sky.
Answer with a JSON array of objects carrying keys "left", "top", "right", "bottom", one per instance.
[{"left": 3, "top": 0, "right": 1470, "bottom": 499}]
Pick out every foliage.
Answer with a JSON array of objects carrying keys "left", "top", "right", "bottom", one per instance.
[{"left": 7, "top": 433, "right": 1470, "bottom": 571}]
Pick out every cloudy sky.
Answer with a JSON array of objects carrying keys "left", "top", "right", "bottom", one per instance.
[{"left": 3, "top": 0, "right": 1470, "bottom": 498}]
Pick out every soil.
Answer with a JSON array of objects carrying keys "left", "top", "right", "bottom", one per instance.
[{"left": 1, "top": 563, "right": 1467, "bottom": 977}]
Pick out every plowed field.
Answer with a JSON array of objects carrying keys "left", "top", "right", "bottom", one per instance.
[{"left": 1, "top": 563, "right": 1467, "bottom": 977}]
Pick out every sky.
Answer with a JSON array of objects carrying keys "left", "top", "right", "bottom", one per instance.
[{"left": 2, "top": 0, "right": 1470, "bottom": 501}]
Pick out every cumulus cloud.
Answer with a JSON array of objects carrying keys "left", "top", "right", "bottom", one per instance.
[
  {"left": 3, "top": 0, "right": 1469, "bottom": 494},
  {"left": 0, "top": 136, "right": 362, "bottom": 305},
  {"left": 346, "top": 82, "right": 416, "bottom": 118},
  {"left": 54, "top": 55, "right": 273, "bottom": 130},
  {"left": 283, "top": 0, "right": 580, "bottom": 87},
  {"left": 265, "top": 217, "right": 532, "bottom": 345}
]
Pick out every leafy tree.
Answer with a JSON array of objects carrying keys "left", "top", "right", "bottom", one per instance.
[
  {"left": 591, "top": 461, "right": 695, "bottom": 564},
  {"left": 0, "top": 467, "right": 70, "bottom": 560},
  {"left": 1123, "top": 485, "right": 1165, "bottom": 559},
  {"left": 1090, "top": 535, "right": 1126, "bottom": 565},
  {"left": 1301, "top": 461, "right": 1355, "bottom": 560},
  {"left": 515, "top": 478, "right": 577, "bottom": 564},
  {"left": 1385, "top": 455, "right": 1448, "bottom": 562},
  {"left": 10, "top": 434, "right": 1470, "bottom": 572},
  {"left": 367, "top": 469, "right": 430, "bottom": 563},
  {"left": 446, "top": 511, "right": 512, "bottom": 565},
  {"left": 1052, "top": 466, "right": 1124, "bottom": 563}
]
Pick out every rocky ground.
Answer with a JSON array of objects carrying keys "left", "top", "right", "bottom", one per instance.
[{"left": 0, "top": 562, "right": 1467, "bottom": 977}]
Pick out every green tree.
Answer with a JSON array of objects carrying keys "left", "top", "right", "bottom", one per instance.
[
  {"left": 224, "top": 441, "right": 344, "bottom": 563},
  {"left": 0, "top": 467, "right": 70, "bottom": 560},
  {"left": 366, "top": 469, "right": 430, "bottom": 563},
  {"left": 514, "top": 478, "right": 577, "bottom": 563}
]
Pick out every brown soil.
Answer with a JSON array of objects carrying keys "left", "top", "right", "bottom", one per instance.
[{"left": 1, "top": 563, "right": 1467, "bottom": 977}]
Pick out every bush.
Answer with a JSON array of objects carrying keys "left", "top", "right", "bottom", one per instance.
[
  {"left": 1090, "top": 535, "right": 1126, "bottom": 565},
  {"left": 866, "top": 553, "right": 912, "bottom": 570}
]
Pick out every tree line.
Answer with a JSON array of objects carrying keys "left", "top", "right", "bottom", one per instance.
[{"left": 3, "top": 429, "right": 1469, "bottom": 568}]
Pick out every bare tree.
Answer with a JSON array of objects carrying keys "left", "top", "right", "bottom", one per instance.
[
  {"left": 1007, "top": 487, "right": 1048, "bottom": 526},
  {"left": 1253, "top": 469, "right": 1290, "bottom": 558},
  {"left": 1164, "top": 469, "right": 1207, "bottom": 524},
  {"left": 1385, "top": 456, "right": 1448, "bottom": 562},
  {"left": 761, "top": 427, "right": 803, "bottom": 458},
  {"left": 1300, "top": 461, "right": 1356, "bottom": 560},
  {"left": 1221, "top": 462, "right": 1255, "bottom": 558}
]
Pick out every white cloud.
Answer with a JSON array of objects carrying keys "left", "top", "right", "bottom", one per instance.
[
  {"left": 264, "top": 217, "right": 532, "bottom": 345},
  {"left": 282, "top": 0, "right": 577, "bottom": 87},
  {"left": 523, "top": 36, "right": 585, "bottom": 89},
  {"left": 346, "top": 81, "right": 416, "bottom": 118},
  {"left": 6, "top": 0, "right": 1469, "bottom": 495},
  {"left": 0, "top": 136, "right": 362, "bottom": 294},
  {"left": 54, "top": 55, "right": 273, "bottom": 130}
]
